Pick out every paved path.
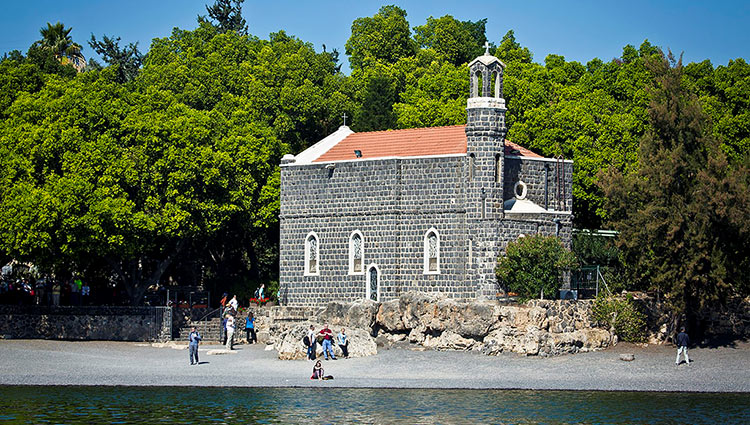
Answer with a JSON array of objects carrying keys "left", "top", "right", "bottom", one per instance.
[{"left": 0, "top": 339, "right": 748, "bottom": 392}]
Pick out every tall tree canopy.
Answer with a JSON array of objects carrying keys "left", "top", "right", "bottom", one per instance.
[
  {"left": 345, "top": 5, "right": 416, "bottom": 70},
  {"left": 199, "top": 0, "right": 248, "bottom": 35},
  {"left": 88, "top": 34, "right": 143, "bottom": 83},
  {"left": 599, "top": 52, "right": 750, "bottom": 330},
  {"left": 413, "top": 15, "right": 488, "bottom": 66}
]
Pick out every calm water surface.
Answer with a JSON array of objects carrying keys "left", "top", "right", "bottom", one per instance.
[{"left": 0, "top": 386, "right": 748, "bottom": 424}]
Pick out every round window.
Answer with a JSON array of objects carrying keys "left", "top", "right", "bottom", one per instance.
[{"left": 513, "top": 181, "right": 528, "bottom": 200}]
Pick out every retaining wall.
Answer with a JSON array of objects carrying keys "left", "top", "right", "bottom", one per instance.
[{"left": 0, "top": 305, "right": 171, "bottom": 341}]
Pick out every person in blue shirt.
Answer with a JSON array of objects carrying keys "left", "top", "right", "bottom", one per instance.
[
  {"left": 188, "top": 327, "right": 202, "bottom": 365},
  {"left": 337, "top": 328, "right": 349, "bottom": 358},
  {"left": 245, "top": 311, "right": 257, "bottom": 344}
]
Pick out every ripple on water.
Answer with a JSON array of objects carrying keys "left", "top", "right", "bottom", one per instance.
[{"left": 0, "top": 386, "right": 747, "bottom": 424}]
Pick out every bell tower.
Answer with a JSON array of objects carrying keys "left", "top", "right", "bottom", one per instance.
[{"left": 465, "top": 44, "right": 507, "bottom": 298}]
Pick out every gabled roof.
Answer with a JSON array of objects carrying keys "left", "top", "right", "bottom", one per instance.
[{"left": 298, "top": 125, "right": 543, "bottom": 164}]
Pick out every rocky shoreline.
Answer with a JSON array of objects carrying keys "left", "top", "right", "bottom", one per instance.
[{"left": 268, "top": 292, "right": 613, "bottom": 360}]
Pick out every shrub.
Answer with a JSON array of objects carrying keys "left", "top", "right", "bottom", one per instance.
[
  {"left": 495, "top": 235, "right": 577, "bottom": 301},
  {"left": 592, "top": 293, "right": 647, "bottom": 342}
]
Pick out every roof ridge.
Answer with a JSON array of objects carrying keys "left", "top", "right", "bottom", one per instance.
[{"left": 351, "top": 124, "right": 465, "bottom": 135}]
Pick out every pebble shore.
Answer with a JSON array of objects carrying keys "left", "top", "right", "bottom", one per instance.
[{"left": 0, "top": 339, "right": 747, "bottom": 392}]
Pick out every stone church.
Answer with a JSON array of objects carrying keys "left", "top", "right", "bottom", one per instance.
[{"left": 279, "top": 49, "right": 573, "bottom": 307}]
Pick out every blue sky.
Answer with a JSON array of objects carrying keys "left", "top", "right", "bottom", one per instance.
[{"left": 1, "top": 0, "right": 748, "bottom": 74}]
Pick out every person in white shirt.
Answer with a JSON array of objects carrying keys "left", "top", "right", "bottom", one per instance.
[
  {"left": 227, "top": 295, "right": 238, "bottom": 314},
  {"left": 225, "top": 314, "right": 235, "bottom": 350}
]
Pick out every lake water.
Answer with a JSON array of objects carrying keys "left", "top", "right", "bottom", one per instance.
[{"left": 0, "top": 386, "right": 748, "bottom": 424}]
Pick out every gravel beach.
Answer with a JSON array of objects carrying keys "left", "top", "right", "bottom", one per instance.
[{"left": 0, "top": 339, "right": 747, "bottom": 392}]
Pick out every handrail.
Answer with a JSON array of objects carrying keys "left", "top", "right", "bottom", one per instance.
[{"left": 193, "top": 307, "right": 222, "bottom": 342}]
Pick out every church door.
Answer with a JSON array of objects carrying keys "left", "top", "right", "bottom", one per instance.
[{"left": 367, "top": 265, "right": 380, "bottom": 301}]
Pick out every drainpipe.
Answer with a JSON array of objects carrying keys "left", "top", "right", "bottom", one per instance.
[
  {"left": 544, "top": 164, "right": 550, "bottom": 210},
  {"left": 553, "top": 218, "right": 561, "bottom": 237}
]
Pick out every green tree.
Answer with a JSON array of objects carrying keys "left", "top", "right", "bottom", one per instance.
[
  {"left": 88, "top": 34, "right": 143, "bottom": 83},
  {"left": 599, "top": 51, "right": 750, "bottom": 331},
  {"left": 496, "top": 235, "right": 577, "bottom": 300},
  {"left": 345, "top": 5, "right": 416, "bottom": 70},
  {"left": 413, "top": 15, "right": 487, "bottom": 66},
  {"left": 34, "top": 22, "right": 86, "bottom": 71},
  {"left": 199, "top": 0, "right": 248, "bottom": 35},
  {"left": 353, "top": 74, "right": 396, "bottom": 131}
]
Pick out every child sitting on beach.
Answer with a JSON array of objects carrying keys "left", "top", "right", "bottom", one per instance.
[{"left": 311, "top": 360, "right": 333, "bottom": 380}]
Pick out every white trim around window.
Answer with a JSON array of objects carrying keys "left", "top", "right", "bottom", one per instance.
[
  {"left": 423, "top": 228, "right": 441, "bottom": 275},
  {"left": 304, "top": 231, "right": 320, "bottom": 276},
  {"left": 348, "top": 230, "right": 365, "bottom": 275}
]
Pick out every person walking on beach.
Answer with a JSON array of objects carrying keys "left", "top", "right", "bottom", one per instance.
[
  {"left": 188, "top": 326, "right": 202, "bottom": 365},
  {"left": 306, "top": 324, "right": 317, "bottom": 360},
  {"left": 675, "top": 327, "right": 690, "bottom": 366},
  {"left": 319, "top": 324, "right": 336, "bottom": 360},
  {"left": 245, "top": 311, "right": 257, "bottom": 344},
  {"left": 225, "top": 314, "right": 235, "bottom": 350},
  {"left": 337, "top": 328, "right": 349, "bottom": 358}
]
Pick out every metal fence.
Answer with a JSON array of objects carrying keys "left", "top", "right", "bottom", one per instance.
[
  {"left": 571, "top": 265, "right": 612, "bottom": 299},
  {"left": 149, "top": 306, "right": 172, "bottom": 342}
]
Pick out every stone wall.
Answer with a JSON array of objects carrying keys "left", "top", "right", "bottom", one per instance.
[
  {"left": 504, "top": 157, "right": 573, "bottom": 212},
  {"left": 265, "top": 292, "right": 613, "bottom": 359},
  {"left": 0, "top": 305, "right": 171, "bottom": 341}
]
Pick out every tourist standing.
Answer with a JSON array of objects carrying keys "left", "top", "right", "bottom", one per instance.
[
  {"left": 225, "top": 314, "right": 235, "bottom": 350},
  {"left": 71, "top": 277, "right": 82, "bottom": 305},
  {"left": 675, "top": 327, "right": 690, "bottom": 366},
  {"left": 319, "top": 324, "right": 336, "bottom": 360},
  {"left": 306, "top": 325, "right": 317, "bottom": 360},
  {"left": 337, "top": 328, "right": 349, "bottom": 358},
  {"left": 81, "top": 282, "right": 90, "bottom": 305},
  {"left": 245, "top": 311, "right": 257, "bottom": 344},
  {"left": 188, "top": 326, "right": 202, "bottom": 365},
  {"left": 228, "top": 295, "right": 238, "bottom": 315},
  {"left": 51, "top": 280, "right": 61, "bottom": 306}
]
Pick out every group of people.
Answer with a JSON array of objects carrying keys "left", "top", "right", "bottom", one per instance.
[
  {"left": 219, "top": 294, "right": 259, "bottom": 351},
  {"left": 0, "top": 275, "right": 90, "bottom": 306},
  {"left": 305, "top": 324, "right": 348, "bottom": 361}
]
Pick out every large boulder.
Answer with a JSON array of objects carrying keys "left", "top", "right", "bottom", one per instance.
[
  {"left": 376, "top": 299, "right": 404, "bottom": 332},
  {"left": 274, "top": 322, "right": 377, "bottom": 360},
  {"left": 423, "top": 330, "right": 479, "bottom": 351},
  {"left": 317, "top": 299, "right": 379, "bottom": 330}
]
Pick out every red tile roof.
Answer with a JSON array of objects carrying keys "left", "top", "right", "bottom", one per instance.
[{"left": 313, "top": 125, "right": 543, "bottom": 162}]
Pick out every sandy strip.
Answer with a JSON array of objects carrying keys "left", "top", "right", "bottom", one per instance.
[{"left": 0, "top": 339, "right": 747, "bottom": 392}]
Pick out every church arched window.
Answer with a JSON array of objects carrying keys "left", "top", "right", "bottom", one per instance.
[
  {"left": 305, "top": 232, "right": 319, "bottom": 276},
  {"left": 349, "top": 231, "right": 364, "bottom": 275},
  {"left": 424, "top": 228, "right": 440, "bottom": 274}
]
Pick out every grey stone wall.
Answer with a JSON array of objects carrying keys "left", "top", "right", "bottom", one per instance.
[
  {"left": 280, "top": 156, "right": 476, "bottom": 307},
  {"left": 0, "top": 305, "right": 172, "bottom": 341},
  {"left": 504, "top": 158, "right": 573, "bottom": 212}
]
